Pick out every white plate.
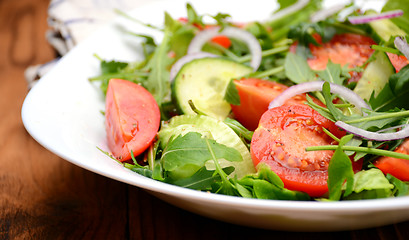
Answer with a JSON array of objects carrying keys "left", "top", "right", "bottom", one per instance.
[{"left": 22, "top": 0, "right": 409, "bottom": 231}]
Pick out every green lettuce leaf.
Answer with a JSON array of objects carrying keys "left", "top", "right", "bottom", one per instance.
[{"left": 161, "top": 132, "right": 242, "bottom": 180}]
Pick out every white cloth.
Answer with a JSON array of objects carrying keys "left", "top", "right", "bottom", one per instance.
[{"left": 25, "top": 0, "right": 153, "bottom": 87}]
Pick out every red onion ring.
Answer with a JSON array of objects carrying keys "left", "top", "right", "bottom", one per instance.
[
  {"left": 394, "top": 36, "right": 409, "bottom": 60},
  {"left": 268, "top": 81, "right": 371, "bottom": 112},
  {"left": 187, "top": 26, "right": 262, "bottom": 71},
  {"left": 348, "top": 10, "right": 404, "bottom": 25},
  {"left": 268, "top": 0, "right": 310, "bottom": 22},
  {"left": 169, "top": 52, "right": 218, "bottom": 81},
  {"left": 335, "top": 121, "right": 409, "bottom": 141}
]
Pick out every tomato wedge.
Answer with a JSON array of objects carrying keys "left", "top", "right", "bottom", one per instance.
[
  {"left": 105, "top": 79, "right": 160, "bottom": 161},
  {"left": 386, "top": 52, "right": 409, "bottom": 73},
  {"left": 231, "top": 78, "right": 320, "bottom": 131},
  {"left": 374, "top": 139, "right": 409, "bottom": 181},
  {"left": 291, "top": 33, "right": 376, "bottom": 82},
  {"left": 250, "top": 104, "right": 361, "bottom": 197}
]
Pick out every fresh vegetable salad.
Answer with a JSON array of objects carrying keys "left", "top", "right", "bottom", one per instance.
[{"left": 91, "top": 0, "right": 409, "bottom": 201}]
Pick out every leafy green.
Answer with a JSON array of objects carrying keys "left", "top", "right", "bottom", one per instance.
[
  {"left": 161, "top": 132, "right": 242, "bottom": 180},
  {"left": 142, "top": 13, "right": 174, "bottom": 105},
  {"left": 267, "top": 0, "right": 323, "bottom": 41},
  {"left": 386, "top": 174, "right": 409, "bottom": 197},
  {"left": 186, "top": 3, "right": 203, "bottom": 26},
  {"left": 369, "top": 65, "right": 409, "bottom": 111},
  {"left": 343, "top": 168, "right": 394, "bottom": 200},
  {"left": 224, "top": 79, "right": 241, "bottom": 105},
  {"left": 237, "top": 164, "right": 310, "bottom": 200},
  {"left": 327, "top": 135, "right": 355, "bottom": 200},
  {"left": 351, "top": 168, "right": 394, "bottom": 193},
  {"left": 167, "top": 166, "right": 234, "bottom": 190},
  {"left": 316, "top": 61, "right": 353, "bottom": 85},
  {"left": 284, "top": 52, "right": 316, "bottom": 83},
  {"left": 223, "top": 117, "right": 254, "bottom": 144}
]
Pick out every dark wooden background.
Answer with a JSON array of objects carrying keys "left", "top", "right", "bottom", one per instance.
[{"left": 1, "top": 0, "right": 409, "bottom": 239}]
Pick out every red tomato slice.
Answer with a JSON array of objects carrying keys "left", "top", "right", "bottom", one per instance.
[
  {"left": 250, "top": 104, "right": 361, "bottom": 197},
  {"left": 105, "top": 79, "right": 160, "bottom": 161},
  {"left": 386, "top": 52, "right": 409, "bottom": 73},
  {"left": 374, "top": 139, "right": 409, "bottom": 181},
  {"left": 291, "top": 33, "right": 376, "bottom": 82},
  {"left": 210, "top": 35, "right": 232, "bottom": 48},
  {"left": 231, "top": 78, "right": 320, "bottom": 131}
]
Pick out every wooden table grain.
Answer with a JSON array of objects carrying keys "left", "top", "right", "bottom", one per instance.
[{"left": 1, "top": 0, "right": 409, "bottom": 239}]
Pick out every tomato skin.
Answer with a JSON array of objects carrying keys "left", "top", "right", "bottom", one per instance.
[
  {"left": 386, "top": 53, "right": 409, "bottom": 73},
  {"left": 105, "top": 79, "right": 160, "bottom": 161},
  {"left": 374, "top": 139, "right": 409, "bottom": 181},
  {"left": 231, "top": 78, "right": 310, "bottom": 131},
  {"left": 210, "top": 35, "right": 232, "bottom": 48},
  {"left": 251, "top": 104, "right": 353, "bottom": 197},
  {"left": 291, "top": 33, "right": 376, "bottom": 82}
]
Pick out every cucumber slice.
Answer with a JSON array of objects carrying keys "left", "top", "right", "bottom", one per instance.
[
  {"left": 172, "top": 58, "right": 252, "bottom": 120},
  {"left": 158, "top": 114, "right": 256, "bottom": 179},
  {"left": 354, "top": 51, "right": 394, "bottom": 100},
  {"left": 366, "top": 10, "right": 406, "bottom": 42}
]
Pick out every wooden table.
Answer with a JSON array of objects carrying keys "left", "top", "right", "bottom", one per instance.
[{"left": 1, "top": 0, "right": 409, "bottom": 239}]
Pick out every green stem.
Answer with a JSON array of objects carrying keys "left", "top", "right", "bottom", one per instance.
[
  {"left": 237, "top": 46, "right": 290, "bottom": 63},
  {"left": 188, "top": 100, "right": 208, "bottom": 116},
  {"left": 205, "top": 138, "right": 230, "bottom": 184},
  {"left": 371, "top": 45, "right": 401, "bottom": 55},
  {"left": 251, "top": 66, "right": 284, "bottom": 79},
  {"left": 306, "top": 145, "right": 409, "bottom": 160},
  {"left": 322, "top": 128, "right": 340, "bottom": 142},
  {"left": 345, "top": 110, "right": 409, "bottom": 124}
]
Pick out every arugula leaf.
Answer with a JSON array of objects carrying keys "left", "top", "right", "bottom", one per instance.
[
  {"left": 321, "top": 82, "right": 344, "bottom": 121},
  {"left": 186, "top": 3, "right": 203, "bottom": 27},
  {"left": 320, "top": 83, "right": 407, "bottom": 132},
  {"left": 143, "top": 13, "right": 174, "bottom": 105},
  {"left": 125, "top": 163, "right": 153, "bottom": 178},
  {"left": 237, "top": 164, "right": 310, "bottom": 200},
  {"left": 100, "top": 60, "right": 128, "bottom": 74},
  {"left": 386, "top": 174, "right": 409, "bottom": 197},
  {"left": 223, "top": 117, "right": 254, "bottom": 143},
  {"left": 161, "top": 132, "right": 242, "bottom": 179},
  {"left": 167, "top": 166, "right": 234, "bottom": 190},
  {"left": 343, "top": 109, "right": 404, "bottom": 131},
  {"left": 328, "top": 134, "right": 355, "bottom": 200},
  {"left": 284, "top": 52, "right": 316, "bottom": 83},
  {"left": 316, "top": 61, "right": 352, "bottom": 85},
  {"left": 224, "top": 79, "right": 241, "bottom": 105}
]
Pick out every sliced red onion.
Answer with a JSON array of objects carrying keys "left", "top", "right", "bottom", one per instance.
[
  {"left": 268, "top": 81, "right": 371, "bottom": 112},
  {"left": 169, "top": 52, "right": 217, "bottom": 81},
  {"left": 268, "top": 0, "right": 310, "bottom": 22},
  {"left": 335, "top": 121, "right": 409, "bottom": 141},
  {"left": 348, "top": 9, "right": 404, "bottom": 25},
  {"left": 394, "top": 36, "right": 409, "bottom": 60},
  {"left": 310, "top": 4, "right": 346, "bottom": 23},
  {"left": 187, "top": 26, "right": 262, "bottom": 71}
]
